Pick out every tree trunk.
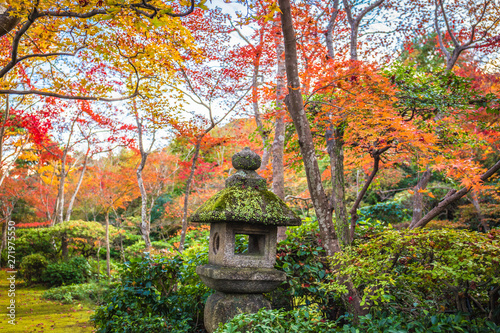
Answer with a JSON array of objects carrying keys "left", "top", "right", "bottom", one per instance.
[
  {"left": 0, "top": 5, "right": 21, "bottom": 38},
  {"left": 179, "top": 138, "right": 202, "bottom": 252},
  {"left": 325, "top": 0, "right": 340, "bottom": 60},
  {"left": 56, "top": 150, "right": 68, "bottom": 225},
  {"left": 61, "top": 232, "right": 68, "bottom": 261},
  {"left": 135, "top": 113, "right": 152, "bottom": 251},
  {"left": 65, "top": 152, "right": 89, "bottom": 221},
  {"left": 273, "top": 23, "right": 287, "bottom": 242},
  {"left": 326, "top": 125, "right": 350, "bottom": 246},
  {"left": 278, "top": 0, "right": 338, "bottom": 256},
  {"left": 349, "top": 26, "right": 359, "bottom": 61},
  {"left": 105, "top": 211, "right": 110, "bottom": 279},
  {"left": 471, "top": 192, "right": 489, "bottom": 232},
  {"left": 278, "top": 0, "right": 368, "bottom": 319},
  {"left": 409, "top": 170, "right": 432, "bottom": 228},
  {"left": 96, "top": 241, "right": 101, "bottom": 281}
]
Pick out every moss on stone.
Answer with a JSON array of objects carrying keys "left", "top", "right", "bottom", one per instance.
[{"left": 190, "top": 186, "right": 300, "bottom": 226}]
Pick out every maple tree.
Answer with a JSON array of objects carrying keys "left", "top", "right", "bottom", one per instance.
[
  {"left": 275, "top": 0, "right": 500, "bottom": 318},
  {"left": 166, "top": 8, "right": 252, "bottom": 252},
  {"left": 92, "top": 152, "right": 137, "bottom": 277},
  {"left": 0, "top": 0, "right": 199, "bottom": 100}
]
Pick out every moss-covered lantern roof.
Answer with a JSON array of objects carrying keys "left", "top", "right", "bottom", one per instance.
[{"left": 189, "top": 147, "right": 301, "bottom": 226}]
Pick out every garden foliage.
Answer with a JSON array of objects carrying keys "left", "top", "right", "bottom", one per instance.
[
  {"left": 271, "top": 217, "right": 343, "bottom": 319},
  {"left": 42, "top": 280, "right": 118, "bottom": 304},
  {"left": 19, "top": 253, "right": 48, "bottom": 285},
  {"left": 329, "top": 228, "right": 500, "bottom": 321},
  {"left": 92, "top": 251, "right": 211, "bottom": 333},
  {"left": 42, "top": 256, "right": 92, "bottom": 287}
]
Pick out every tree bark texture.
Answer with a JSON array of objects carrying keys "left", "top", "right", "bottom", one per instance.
[
  {"left": 61, "top": 232, "right": 68, "bottom": 261},
  {"left": 326, "top": 125, "right": 350, "bottom": 246},
  {"left": 273, "top": 25, "right": 287, "bottom": 242},
  {"left": 54, "top": 149, "right": 68, "bottom": 225},
  {"left": 65, "top": 152, "right": 89, "bottom": 221},
  {"left": 278, "top": 0, "right": 338, "bottom": 256},
  {"left": 135, "top": 113, "right": 152, "bottom": 251},
  {"left": 409, "top": 170, "right": 432, "bottom": 228},
  {"left": 325, "top": 0, "right": 340, "bottom": 60}
]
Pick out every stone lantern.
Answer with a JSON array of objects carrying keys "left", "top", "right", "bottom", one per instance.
[{"left": 190, "top": 147, "right": 301, "bottom": 333}]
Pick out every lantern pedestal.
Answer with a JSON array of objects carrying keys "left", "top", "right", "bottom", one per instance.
[{"left": 204, "top": 292, "right": 271, "bottom": 333}]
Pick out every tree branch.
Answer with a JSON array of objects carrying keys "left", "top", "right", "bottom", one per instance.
[
  {"left": 411, "top": 158, "right": 500, "bottom": 229},
  {"left": 349, "top": 145, "right": 391, "bottom": 239}
]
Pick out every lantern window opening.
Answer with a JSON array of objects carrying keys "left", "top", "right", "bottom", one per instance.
[{"left": 234, "top": 233, "right": 265, "bottom": 256}]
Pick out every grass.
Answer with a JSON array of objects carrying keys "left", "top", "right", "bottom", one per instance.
[{"left": 0, "top": 269, "right": 95, "bottom": 332}]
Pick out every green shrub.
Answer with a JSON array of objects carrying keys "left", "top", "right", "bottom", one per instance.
[
  {"left": 13, "top": 228, "right": 57, "bottom": 266},
  {"left": 271, "top": 217, "right": 343, "bottom": 319},
  {"left": 42, "top": 256, "right": 91, "bottom": 287},
  {"left": 215, "top": 308, "right": 337, "bottom": 333},
  {"left": 19, "top": 253, "right": 48, "bottom": 284},
  {"left": 357, "top": 199, "right": 411, "bottom": 226},
  {"left": 42, "top": 280, "right": 118, "bottom": 305},
  {"left": 339, "top": 312, "right": 500, "bottom": 333},
  {"left": 329, "top": 228, "right": 500, "bottom": 320},
  {"left": 215, "top": 310, "right": 500, "bottom": 333},
  {"left": 92, "top": 251, "right": 211, "bottom": 333}
]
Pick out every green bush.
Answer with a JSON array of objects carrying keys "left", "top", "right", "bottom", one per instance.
[
  {"left": 92, "top": 251, "right": 211, "bottom": 333},
  {"left": 357, "top": 199, "right": 411, "bottom": 226},
  {"left": 215, "top": 308, "right": 337, "bottom": 333},
  {"left": 19, "top": 253, "right": 48, "bottom": 284},
  {"left": 329, "top": 228, "right": 500, "bottom": 320},
  {"left": 271, "top": 217, "right": 343, "bottom": 319},
  {"left": 42, "top": 256, "right": 91, "bottom": 287},
  {"left": 215, "top": 309, "right": 500, "bottom": 333},
  {"left": 339, "top": 312, "right": 500, "bottom": 333},
  {"left": 12, "top": 228, "right": 56, "bottom": 266},
  {"left": 42, "top": 280, "right": 118, "bottom": 305},
  {"left": 123, "top": 239, "right": 172, "bottom": 258},
  {"left": 12, "top": 221, "right": 125, "bottom": 266}
]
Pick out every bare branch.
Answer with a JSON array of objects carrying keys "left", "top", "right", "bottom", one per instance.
[
  {"left": 434, "top": 0, "right": 451, "bottom": 62},
  {"left": 438, "top": 0, "right": 460, "bottom": 47}
]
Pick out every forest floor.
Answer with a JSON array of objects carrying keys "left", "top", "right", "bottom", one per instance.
[{"left": 0, "top": 270, "right": 94, "bottom": 333}]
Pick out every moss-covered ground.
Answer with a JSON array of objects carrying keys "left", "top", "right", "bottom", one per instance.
[{"left": 0, "top": 270, "right": 94, "bottom": 332}]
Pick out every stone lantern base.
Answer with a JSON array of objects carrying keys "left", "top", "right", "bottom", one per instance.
[
  {"left": 204, "top": 292, "right": 271, "bottom": 333},
  {"left": 196, "top": 264, "right": 285, "bottom": 294},
  {"left": 197, "top": 264, "right": 286, "bottom": 332}
]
